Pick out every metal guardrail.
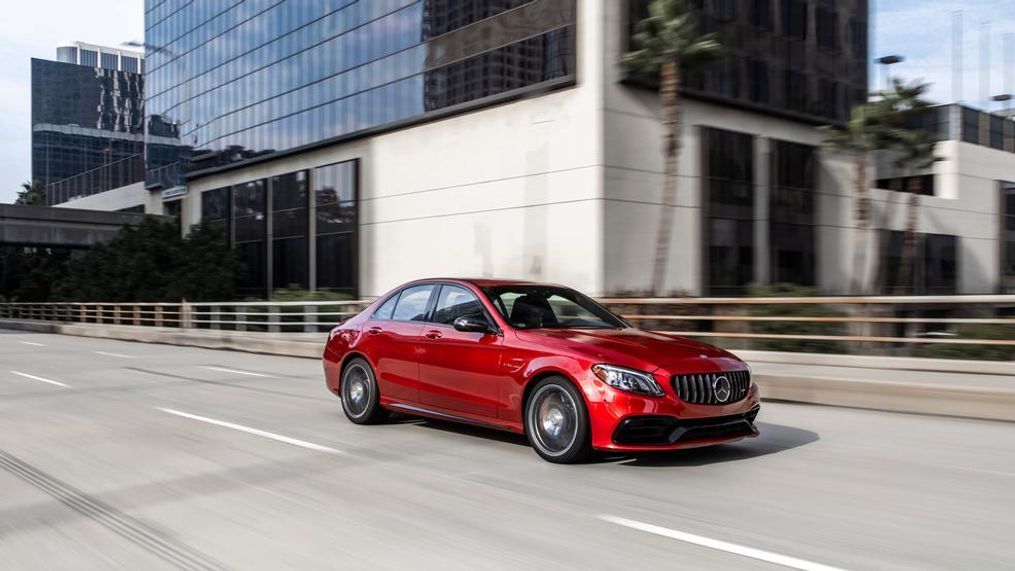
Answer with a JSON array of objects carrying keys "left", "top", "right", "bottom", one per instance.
[
  {"left": 0, "top": 301, "right": 369, "bottom": 333},
  {"left": 0, "top": 296, "right": 1013, "bottom": 353}
]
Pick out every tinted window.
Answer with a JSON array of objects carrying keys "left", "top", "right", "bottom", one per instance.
[
  {"left": 432, "top": 285, "right": 486, "bottom": 325},
  {"left": 392, "top": 285, "right": 435, "bottom": 322},
  {"left": 373, "top": 295, "right": 399, "bottom": 320}
]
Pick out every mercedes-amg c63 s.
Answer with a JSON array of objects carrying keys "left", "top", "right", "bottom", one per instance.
[{"left": 323, "top": 279, "right": 760, "bottom": 463}]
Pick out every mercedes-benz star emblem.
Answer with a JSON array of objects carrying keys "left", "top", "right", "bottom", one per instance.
[{"left": 712, "top": 375, "right": 732, "bottom": 403}]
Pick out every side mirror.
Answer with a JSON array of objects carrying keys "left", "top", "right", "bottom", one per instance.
[{"left": 453, "top": 315, "right": 493, "bottom": 334}]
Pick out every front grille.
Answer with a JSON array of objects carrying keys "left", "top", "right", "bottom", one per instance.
[{"left": 672, "top": 370, "right": 751, "bottom": 405}]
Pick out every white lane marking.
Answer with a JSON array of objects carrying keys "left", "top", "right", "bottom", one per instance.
[
  {"left": 18, "top": 341, "right": 46, "bottom": 347},
  {"left": 156, "top": 408, "right": 344, "bottom": 455},
  {"left": 201, "top": 366, "right": 269, "bottom": 378},
  {"left": 94, "top": 351, "right": 134, "bottom": 359},
  {"left": 10, "top": 371, "right": 71, "bottom": 388},
  {"left": 597, "top": 515, "right": 844, "bottom": 571}
]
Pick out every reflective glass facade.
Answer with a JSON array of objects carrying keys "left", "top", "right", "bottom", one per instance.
[
  {"left": 144, "top": 0, "right": 577, "bottom": 188},
  {"left": 31, "top": 58, "right": 145, "bottom": 205}
]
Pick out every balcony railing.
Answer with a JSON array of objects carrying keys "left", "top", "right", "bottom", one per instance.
[{"left": 1, "top": 296, "right": 1013, "bottom": 358}]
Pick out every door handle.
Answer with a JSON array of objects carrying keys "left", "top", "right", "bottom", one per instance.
[
  {"left": 424, "top": 330, "right": 442, "bottom": 339},
  {"left": 367, "top": 326, "right": 382, "bottom": 335}
]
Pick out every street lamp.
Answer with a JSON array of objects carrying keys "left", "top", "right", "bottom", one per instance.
[
  {"left": 876, "top": 55, "right": 905, "bottom": 93},
  {"left": 993, "top": 93, "right": 1013, "bottom": 112}
]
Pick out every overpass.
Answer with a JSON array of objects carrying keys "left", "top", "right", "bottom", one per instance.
[{"left": 0, "top": 204, "right": 165, "bottom": 248}]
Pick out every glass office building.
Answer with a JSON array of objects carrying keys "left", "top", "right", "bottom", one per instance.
[
  {"left": 145, "top": 0, "right": 576, "bottom": 186},
  {"left": 145, "top": 0, "right": 577, "bottom": 296},
  {"left": 31, "top": 54, "right": 145, "bottom": 205}
]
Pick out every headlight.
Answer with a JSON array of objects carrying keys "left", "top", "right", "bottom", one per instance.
[{"left": 592, "top": 364, "right": 664, "bottom": 397}]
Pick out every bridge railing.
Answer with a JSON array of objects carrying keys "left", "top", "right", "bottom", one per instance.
[{"left": 1, "top": 296, "right": 1013, "bottom": 358}]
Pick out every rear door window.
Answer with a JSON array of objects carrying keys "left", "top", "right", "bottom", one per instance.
[{"left": 372, "top": 295, "right": 398, "bottom": 320}]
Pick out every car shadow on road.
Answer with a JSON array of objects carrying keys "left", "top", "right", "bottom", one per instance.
[
  {"left": 613, "top": 422, "right": 819, "bottom": 467},
  {"left": 392, "top": 416, "right": 818, "bottom": 466}
]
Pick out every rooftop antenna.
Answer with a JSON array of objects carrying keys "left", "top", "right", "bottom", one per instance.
[
  {"left": 1005, "top": 33, "right": 1014, "bottom": 103},
  {"left": 981, "top": 19, "right": 990, "bottom": 108},
  {"left": 952, "top": 11, "right": 963, "bottom": 103}
]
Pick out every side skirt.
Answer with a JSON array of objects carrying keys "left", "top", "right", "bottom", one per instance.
[{"left": 386, "top": 403, "right": 518, "bottom": 433}]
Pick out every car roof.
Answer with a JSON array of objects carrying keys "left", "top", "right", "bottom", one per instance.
[{"left": 404, "top": 277, "right": 563, "bottom": 288}]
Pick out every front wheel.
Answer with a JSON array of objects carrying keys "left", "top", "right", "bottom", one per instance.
[
  {"left": 340, "top": 358, "right": 388, "bottom": 424},
  {"left": 524, "top": 377, "right": 591, "bottom": 464}
]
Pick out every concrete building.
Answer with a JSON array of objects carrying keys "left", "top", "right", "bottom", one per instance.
[
  {"left": 32, "top": 43, "right": 146, "bottom": 206},
  {"left": 55, "top": 1, "right": 1015, "bottom": 297}
]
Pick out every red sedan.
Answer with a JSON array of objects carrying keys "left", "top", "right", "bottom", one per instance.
[{"left": 323, "top": 279, "right": 760, "bottom": 463}]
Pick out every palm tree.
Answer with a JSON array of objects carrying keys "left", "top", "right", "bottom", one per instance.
[
  {"left": 819, "top": 102, "right": 892, "bottom": 294},
  {"left": 892, "top": 130, "right": 937, "bottom": 293},
  {"left": 14, "top": 181, "right": 46, "bottom": 206},
  {"left": 622, "top": 0, "right": 720, "bottom": 295},
  {"left": 878, "top": 80, "right": 936, "bottom": 293}
]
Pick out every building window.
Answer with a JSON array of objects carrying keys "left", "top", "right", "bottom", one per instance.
[
  {"left": 746, "top": 59, "right": 769, "bottom": 103},
  {"left": 962, "top": 107, "right": 980, "bottom": 144},
  {"left": 272, "top": 171, "right": 309, "bottom": 291},
  {"left": 989, "top": 115, "right": 1005, "bottom": 150},
  {"left": 748, "top": 0, "right": 772, "bottom": 29},
  {"left": 784, "top": 69, "right": 808, "bottom": 112},
  {"left": 314, "top": 160, "right": 358, "bottom": 294},
  {"left": 233, "top": 180, "right": 267, "bottom": 296},
  {"left": 56, "top": 46, "right": 78, "bottom": 64},
  {"left": 781, "top": 0, "right": 808, "bottom": 40},
  {"left": 201, "top": 186, "right": 231, "bottom": 240},
  {"left": 704, "top": 128, "right": 755, "bottom": 295},
  {"left": 164, "top": 199, "right": 181, "bottom": 219},
  {"left": 848, "top": 17, "right": 866, "bottom": 57},
  {"left": 818, "top": 78, "right": 840, "bottom": 120},
  {"left": 922, "top": 234, "right": 958, "bottom": 294},
  {"left": 100, "top": 52, "right": 118, "bottom": 70},
  {"left": 1003, "top": 182, "right": 1015, "bottom": 280},
  {"left": 816, "top": 7, "right": 839, "bottom": 51},
  {"left": 711, "top": 0, "right": 737, "bottom": 21},
  {"left": 876, "top": 175, "right": 934, "bottom": 196},
  {"left": 80, "top": 49, "right": 97, "bottom": 67},
  {"left": 884, "top": 231, "right": 958, "bottom": 294},
  {"left": 770, "top": 140, "right": 817, "bottom": 286},
  {"left": 122, "top": 56, "right": 139, "bottom": 74}
]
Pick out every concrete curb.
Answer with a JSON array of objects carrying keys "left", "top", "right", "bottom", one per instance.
[
  {"left": 3, "top": 319, "right": 1012, "bottom": 422},
  {"left": 0, "top": 320, "right": 325, "bottom": 359},
  {"left": 755, "top": 374, "right": 1015, "bottom": 423},
  {"left": 738, "top": 350, "right": 1014, "bottom": 376}
]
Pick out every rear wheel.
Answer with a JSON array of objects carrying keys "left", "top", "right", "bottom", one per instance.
[
  {"left": 340, "top": 358, "right": 388, "bottom": 424},
  {"left": 524, "top": 377, "right": 591, "bottom": 464}
]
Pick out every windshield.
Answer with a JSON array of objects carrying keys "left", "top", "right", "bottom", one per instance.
[{"left": 482, "top": 286, "right": 627, "bottom": 330}]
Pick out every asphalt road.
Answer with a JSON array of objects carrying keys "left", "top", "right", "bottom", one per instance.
[{"left": 1, "top": 330, "right": 1013, "bottom": 570}]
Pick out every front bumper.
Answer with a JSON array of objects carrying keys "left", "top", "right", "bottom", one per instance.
[
  {"left": 611, "top": 406, "right": 760, "bottom": 448},
  {"left": 586, "top": 381, "right": 762, "bottom": 452}
]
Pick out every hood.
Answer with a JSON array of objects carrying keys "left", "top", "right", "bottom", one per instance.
[{"left": 515, "top": 327, "right": 741, "bottom": 372}]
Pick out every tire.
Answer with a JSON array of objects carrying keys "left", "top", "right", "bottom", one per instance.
[
  {"left": 340, "top": 357, "right": 389, "bottom": 425},
  {"left": 524, "top": 376, "right": 591, "bottom": 464}
]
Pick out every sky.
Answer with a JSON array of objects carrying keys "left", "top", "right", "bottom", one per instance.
[{"left": 0, "top": 0, "right": 1013, "bottom": 203}]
